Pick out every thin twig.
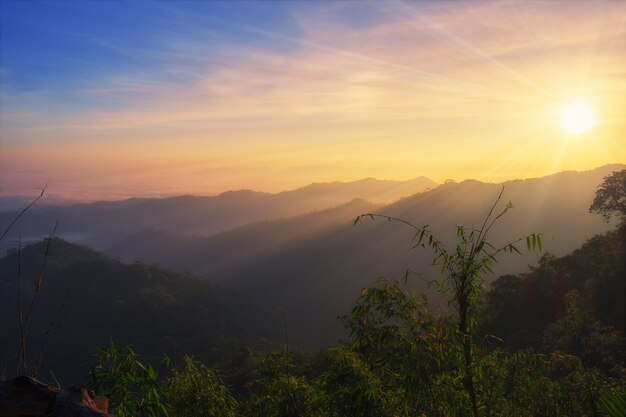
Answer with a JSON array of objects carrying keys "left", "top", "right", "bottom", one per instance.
[
  {"left": 1, "top": 185, "right": 47, "bottom": 242},
  {"left": 16, "top": 239, "right": 25, "bottom": 375},
  {"left": 20, "top": 222, "right": 57, "bottom": 375},
  {"left": 359, "top": 213, "right": 426, "bottom": 232},
  {"left": 472, "top": 186, "right": 505, "bottom": 255},
  {"left": 32, "top": 284, "right": 72, "bottom": 376},
  {"left": 357, "top": 213, "right": 455, "bottom": 278}
]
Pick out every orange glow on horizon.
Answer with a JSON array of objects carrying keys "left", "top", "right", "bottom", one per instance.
[{"left": 1, "top": 1, "right": 624, "bottom": 202}]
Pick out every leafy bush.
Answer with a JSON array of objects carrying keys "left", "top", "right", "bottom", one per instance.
[
  {"left": 241, "top": 374, "right": 320, "bottom": 417},
  {"left": 317, "top": 346, "right": 404, "bottom": 417},
  {"left": 162, "top": 355, "right": 237, "bottom": 417},
  {"left": 89, "top": 344, "right": 168, "bottom": 417}
]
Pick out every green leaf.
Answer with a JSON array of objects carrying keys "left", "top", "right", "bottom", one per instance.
[
  {"left": 146, "top": 365, "right": 157, "bottom": 381},
  {"left": 536, "top": 235, "right": 543, "bottom": 252}
]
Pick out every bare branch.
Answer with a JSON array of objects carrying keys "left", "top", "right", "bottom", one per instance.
[
  {"left": 357, "top": 213, "right": 426, "bottom": 232},
  {"left": 1, "top": 185, "right": 47, "bottom": 242},
  {"left": 474, "top": 186, "right": 505, "bottom": 248},
  {"left": 20, "top": 222, "right": 57, "bottom": 375},
  {"left": 16, "top": 239, "right": 25, "bottom": 375},
  {"left": 32, "top": 284, "right": 72, "bottom": 377}
]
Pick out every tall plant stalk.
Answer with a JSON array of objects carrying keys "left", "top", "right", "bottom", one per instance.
[
  {"left": 17, "top": 223, "right": 57, "bottom": 375},
  {"left": 2, "top": 187, "right": 69, "bottom": 377},
  {"left": 355, "top": 187, "right": 542, "bottom": 417}
]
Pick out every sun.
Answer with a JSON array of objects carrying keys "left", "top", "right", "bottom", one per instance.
[{"left": 558, "top": 99, "right": 597, "bottom": 135}]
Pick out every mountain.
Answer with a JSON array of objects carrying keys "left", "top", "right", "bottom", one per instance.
[
  {"left": 279, "top": 177, "right": 436, "bottom": 207},
  {"left": 107, "top": 198, "right": 381, "bottom": 277},
  {"left": 2, "top": 166, "right": 622, "bottom": 350},
  {"left": 0, "top": 239, "right": 278, "bottom": 383},
  {"left": 202, "top": 165, "right": 623, "bottom": 347},
  {"left": 0, "top": 177, "right": 435, "bottom": 252}
]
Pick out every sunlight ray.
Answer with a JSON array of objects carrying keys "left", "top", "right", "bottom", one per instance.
[{"left": 390, "top": 0, "right": 554, "bottom": 98}]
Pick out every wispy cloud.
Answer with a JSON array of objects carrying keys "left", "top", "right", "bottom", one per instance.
[{"left": 1, "top": 0, "right": 624, "bottom": 200}]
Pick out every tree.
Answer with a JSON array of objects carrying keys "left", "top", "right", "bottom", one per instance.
[
  {"left": 355, "top": 188, "right": 541, "bottom": 417},
  {"left": 543, "top": 290, "right": 625, "bottom": 372},
  {"left": 239, "top": 348, "right": 321, "bottom": 417},
  {"left": 590, "top": 170, "right": 626, "bottom": 222},
  {"left": 342, "top": 278, "right": 448, "bottom": 413}
]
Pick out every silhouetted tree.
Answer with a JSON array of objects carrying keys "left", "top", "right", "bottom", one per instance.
[
  {"left": 543, "top": 290, "right": 625, "bottom": 372},
  {"left": 590, "top": 170, "right": 626, "bottom": 222}
]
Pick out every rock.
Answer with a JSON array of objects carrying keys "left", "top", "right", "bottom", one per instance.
[
  {"left": 0, "top": 376, "right": 112, "bottom": 417},
  {"left": 94, "top": 396, "right": 109, "bottom": 414},
  {"left": 53, "top": 386, "right": 110, "bottom": 417},
  {"left": 0, "top": 376, "right": 58, "bottom": 416}
]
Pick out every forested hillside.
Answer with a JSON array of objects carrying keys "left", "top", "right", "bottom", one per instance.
[
  {"left": 211, "top": 165, "right": 621, "bottom": 346},
  {"left": 28, "top": 166, "right": 617, "bottom": 348},
  {"left": 107, "top": 198, "right": 381, "bottom": 276},
  {"left": 484, "top": 223, "right": 625, "bottom": 351},
  {"left": 0, "top": 239, "right": 278, "bottom": 383}
]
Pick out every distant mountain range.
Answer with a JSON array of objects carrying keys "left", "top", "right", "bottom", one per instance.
[
  {"left": 103, "top": 165, "right": 626, "bottom": 347},
  {"left": 0, "top": 176, "right": 436, "bottom": 251},
  {"left": 1, "top": 165, "right": 623, "bottom": 348},
  {"left": 192, "top": 165, "right": 624, "bottom": 346},
  {"left": 108, "top": 198, "right": 381, "bottom": 277}
]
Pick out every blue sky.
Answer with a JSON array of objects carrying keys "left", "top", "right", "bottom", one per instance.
[
  {"left": 1, "top": 1, "right": 304, "bottom": 108},
  {"left": 1, "top": 1, "right": 624, "bottom": 202}
]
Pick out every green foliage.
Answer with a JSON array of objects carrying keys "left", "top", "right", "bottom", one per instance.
[
  {"left": 317, "top": 346, "right": 403, "bottom": 417},
  {"left": 463, "top": 349, "right": 612, "bottom": 417},
  {"left": 89, "top": 344, "right": 169, "bottom": 417},
  {"left": 235, "top": 343, "right": 322, "bottom": 417},
  {"left": 90, "top": 344, "right": 239, "bottom": 417},
  {"left": 599, "top": 391, "right": 626, "bottom": 417},
  {"left": 337, "top": 275, "right": 626, "bottom": 417},
  {"left": 343, "top": 278, "right": 452, "bottom": 412},
  {"left": 483, "top": 224, "right": 626, "bottom": 351},
  {"left": 355, "top": 188, "right": 542, "bottom": 417},
  {"left": 543, "top": 290, "right": 625, "bottom": 372},
  {"left": 162, "top": 355, "right": 237, "bottom": 417},
  {"left": 241, "top": 374, "right": 320, "bottom": 417}
]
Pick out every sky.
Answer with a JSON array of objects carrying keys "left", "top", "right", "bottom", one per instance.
[{"left": 1, "top": 0, "right": 625, "bottom": 203}]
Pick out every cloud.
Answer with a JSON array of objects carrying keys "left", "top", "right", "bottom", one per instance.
[{"left": 1, "top": 0, "right": 625, "bottom": 201}]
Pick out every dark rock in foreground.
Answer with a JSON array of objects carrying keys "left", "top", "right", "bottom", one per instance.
[{"left": 0, "top": 376, "right": 111, "bottom": 417}]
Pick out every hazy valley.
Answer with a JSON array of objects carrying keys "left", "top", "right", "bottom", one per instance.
[{"left": 1, "top": 165, "right": 622, "bottom": 348}]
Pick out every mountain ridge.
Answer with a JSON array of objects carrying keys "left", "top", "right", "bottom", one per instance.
[
  {"left": 0, "top": 238, "right": 278, "bottom": 383},
  {"left": 0, "top": 177, "right": 435, "bottom": 252},
  {"left": 203, "top": 164, "right": 623, "bottom": 346}
]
